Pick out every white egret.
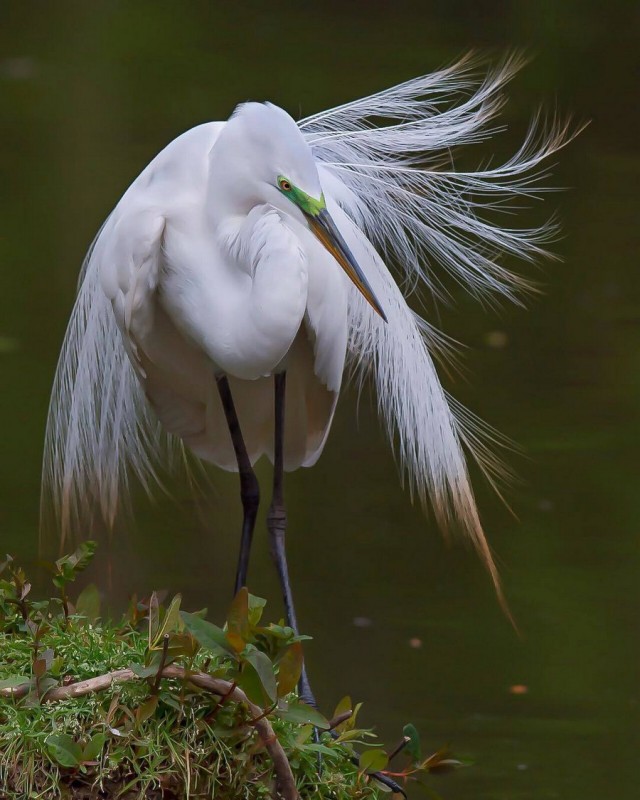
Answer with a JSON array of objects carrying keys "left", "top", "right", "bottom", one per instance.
[{"left": 42, "top": 54, "right": 575, "bottom": 701}]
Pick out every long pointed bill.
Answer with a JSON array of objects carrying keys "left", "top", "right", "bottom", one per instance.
[{"left": 306, "top": 208, "right": 387, "bottom": 322}]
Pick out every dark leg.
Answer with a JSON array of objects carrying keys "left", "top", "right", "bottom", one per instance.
[
  {"left": 265, "top": 374, "right": 406, "bottom": 794},
  {"left": 216, "top": 375, "right": 260, "bottom": 595},
  {"left": 267, "top": 372, "right": 316, "bottom": 707}
]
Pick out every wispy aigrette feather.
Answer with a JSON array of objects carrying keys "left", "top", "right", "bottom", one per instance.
[
  {"left": 304, "top": 54, "right": 580, "bottom": 609},
  {"left": 302, "top": 52, "right": 577, "bottom": 305}
]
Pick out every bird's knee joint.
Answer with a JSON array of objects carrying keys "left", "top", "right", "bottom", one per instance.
[{"left": 267, "top": 505, "right": 287, "bottom": 532}]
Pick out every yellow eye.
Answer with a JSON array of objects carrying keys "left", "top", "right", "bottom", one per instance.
[{"left": 279, "top": 178, "right": 292, "bottom": 192}]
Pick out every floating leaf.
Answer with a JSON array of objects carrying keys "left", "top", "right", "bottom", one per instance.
[
  {"left": 180, "top": 611, "right": 236, "bottom": 657},
  {"left": 276, "top": 699, "right": 330, "bottom": 729},
  {"left": 402, "top": 723, "right": 421, "bottom": 762},
  {"left": 46, "top": 733, "right": 83, "bottom": 768},
  {"left": 359, "top": 748, "right": 389, "bottom": 773},
  {"left": 276, "top": 641, "right": 303, "bottom": 697},
  {"left": 76, "top": 584, "right": 100, "bottom": 622},
  {"left": 243, "top": 647, "right": 276, "bottom": 702},
  {"left": 226, "top": 588, "right": 249, "bottom": 652}
]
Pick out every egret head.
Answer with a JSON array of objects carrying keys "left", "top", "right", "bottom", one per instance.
[{"left": 215, "top": 102, "right": 386, "bottom": 321}]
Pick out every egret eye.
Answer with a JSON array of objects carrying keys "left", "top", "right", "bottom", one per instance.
[{"left": 278, "top": 178, "right": 292, "bottom": 192}]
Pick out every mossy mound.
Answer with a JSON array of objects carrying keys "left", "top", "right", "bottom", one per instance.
[{"left": 0, "top": 544, "right": 460, "bottom": 799}]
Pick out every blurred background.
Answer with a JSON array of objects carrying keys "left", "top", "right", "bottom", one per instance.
[{"left": 1, "top": 1, "right": 639, "bottom": 798}]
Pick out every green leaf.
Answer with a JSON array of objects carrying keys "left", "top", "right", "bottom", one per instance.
[
  {"left": 70, "top": 540, "right": 97, "bottom": 572},
  {"left": 276, "top": 699, "right": 330, "bottom": 729},
  {"left": 332, "top": 696, "right": 362, "bottom": 734},
  {"left": 164, "top": 631, "right": 199, "bottom": 659},
  {"left": 237, "top": 662, "right": 271, "bottom": 707},
  {"left": 334, "top": 728, "right": 373, "bottom": 743},
  {"left": 180, "top": 611, "right": 236, "bottom": 657},
  {"left": 359, "top": 748, "right": 389, "bottom": 773},
  {"left": 75, "top": 584, "right": 100, "bottom": 622},
  {"left": 46, "top": 733, "right": 83, "bottom": 768},
  {"left": 333, "top": 695, "right": 352, "bottom": 719},
  {"left": 159, "top": 690, "right": 182, "bottom": 711},
  {"left": 0, "top": 675, "right": 29, "bottom": 690},
  {"left": 242, "top": 647, "right": 277, "bottom": 702},
  {"left": 151, "top": 594, "right": 182, "bottom": 649},
  {"left": 129, "top": 662, "right": 160, "bottom": 679},
  {"left": 303, "top": 743, "right": 339, "bottom": 757},
  {"left": 82, "top": 733, "right": 107, "bottom": 762},
  {"left": 247, "top": 593, "right": 267, "bottom": 627},
  {"left": 403, "top": 723, "right": 421, "bottom": 762},
  {"left": 148, "top": 591, "right": 160, "bottom": 647},
  {"left": 54, "top": 541, "right": 97, "bottom": 586},
  {"left": 226, "top": 587, "right": 250, "bottom": 652},
  {"left": 136, "top": 695, "right": 159, "bottom": 725},
  {"left": 276, "top": 641, "right": 303, "bottom": 697}
]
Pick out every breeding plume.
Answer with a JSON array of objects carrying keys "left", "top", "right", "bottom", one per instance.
[{"left": 42, "top": 55, "right": 575, "bottom": 686}]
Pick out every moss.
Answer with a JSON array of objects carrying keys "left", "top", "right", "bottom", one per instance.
[{"left": 0, "top": 545, "right": 460, "bottom": 799}]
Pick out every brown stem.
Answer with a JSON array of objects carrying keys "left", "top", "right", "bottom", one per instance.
[
  {"left": 387, "top": 735, "right": 411, "bottom": 762},
  {"left": 152, "top": 635, "right": 170, "bottom": 694},
  {"left": 1, "top": 665, "right": 298, "bottom": 800},
  {"left": 327, "top": 710, "right": 353, "bottom": 731}
]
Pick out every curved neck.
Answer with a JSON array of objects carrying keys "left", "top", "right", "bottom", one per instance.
[{"left": 206, "top": 124, "right": 263, "bottom": 223}]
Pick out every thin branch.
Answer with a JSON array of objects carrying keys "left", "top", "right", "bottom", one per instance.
[{"left": 1, "top": 665, "right": 298, "bottom": 800}]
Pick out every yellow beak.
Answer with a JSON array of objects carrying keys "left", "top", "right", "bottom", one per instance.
[{"left": 306, "top": 209, "right": 387, "bottom": 322}]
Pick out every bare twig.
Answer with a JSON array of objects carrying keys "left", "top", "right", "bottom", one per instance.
[
  {"left": 1, "top": 665, "right": 298, "bottom": 800},
  {"left": 387, "top": 735, "right": 411, "bottom": 762}
]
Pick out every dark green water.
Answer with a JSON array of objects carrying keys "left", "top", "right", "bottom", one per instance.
[{"left": 1, "top": 2, "right": 639, "bottom": 798}]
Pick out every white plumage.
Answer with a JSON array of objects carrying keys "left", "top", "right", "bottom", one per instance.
[{"left": 42, "top": 54, "right": 576, "bottom": 604}]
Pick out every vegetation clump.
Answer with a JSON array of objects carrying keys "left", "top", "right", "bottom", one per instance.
[{"left": 0, "top": 544, "right": 461, "bottom": 799}]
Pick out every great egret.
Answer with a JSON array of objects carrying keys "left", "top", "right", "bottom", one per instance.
[{"left": 42, "top": 54, "right": 575, "bottom": 701}]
